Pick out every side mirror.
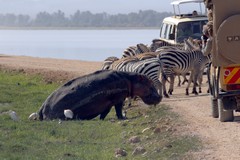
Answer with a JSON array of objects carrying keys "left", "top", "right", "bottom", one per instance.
[{"left": 169, "top": 33, "right": 175, "bottom": 40}]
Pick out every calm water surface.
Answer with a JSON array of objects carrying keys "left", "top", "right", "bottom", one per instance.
[{"left": 0, "top": 30, "right": 159, "bottom": 61}]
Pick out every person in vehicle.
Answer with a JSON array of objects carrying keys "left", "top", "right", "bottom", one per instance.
[
  {"left": 192, "top": 10, "right": 198, "bottom": 16},
  {"left": 201, "top": 21, "right": 213, "bottom": 56}
]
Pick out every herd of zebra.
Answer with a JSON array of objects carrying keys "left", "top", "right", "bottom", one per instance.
[{"left": 101, "top": 38, "right": 211, "bottom": 101}]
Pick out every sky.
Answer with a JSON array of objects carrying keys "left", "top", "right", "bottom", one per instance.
[
  {"left": 0, "top": 0, "right": 174, "bottom": 16},
  {"left": 0, "top": 0, "right": 203, "bottom": 16}
]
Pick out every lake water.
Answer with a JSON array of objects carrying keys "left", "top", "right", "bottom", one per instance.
[{"left": 0, "top": 29, "right": 160, "bottom": 62}]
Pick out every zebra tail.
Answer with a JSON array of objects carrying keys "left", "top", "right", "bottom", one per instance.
[{"left": 158, "top": 60, "right": 170, "bottom": 83}]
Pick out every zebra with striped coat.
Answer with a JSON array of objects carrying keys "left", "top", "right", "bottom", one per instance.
[
  {"left": 109, "top": 57, "right": 164, "bottom": 100},
  {"left": 158, "top": 49, "right": 211, "bottom": 97},
  {"left": 154, "top": 39, "right": 197, "bottom": 87}
]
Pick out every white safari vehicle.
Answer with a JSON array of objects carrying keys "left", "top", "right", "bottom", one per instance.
[
  {"left": 207, "top": 0, "right": 240, "bottom": 122},
  {"left": 159, "top": 0, "right": 208, "bottom": 44}
]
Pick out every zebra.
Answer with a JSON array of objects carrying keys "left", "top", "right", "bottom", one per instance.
[
  {"left": 156, "top": 37, "right": 206, "bottom": 88},
  {"left": 158, "top": 49, "right": 211, "bottom": 97},
  {"left": 122, "top": 39, "right": 190, "bottom": 59},
  {"left": 101, "top": 56, "right": 119, "bottom": 70},
  {"left": 120, "top": 40, "right": 192, "bottom": 90},
  {"left": 154, "top": 39, "right": 197, "bottom": 87},
  {"left": 122, "top": 43, "right": 150, "bottom": 58}
]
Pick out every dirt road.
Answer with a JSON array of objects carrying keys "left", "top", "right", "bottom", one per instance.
[
  {"left": 163, "top": 84, "right": 240, "bottom": 160},
  {"left": 1, "top": 55, "right": 240, "bottom": 159}
]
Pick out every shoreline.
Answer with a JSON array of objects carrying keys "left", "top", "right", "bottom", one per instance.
[{"left": 0, "top": 54, "right": 103, "bottom": 83}]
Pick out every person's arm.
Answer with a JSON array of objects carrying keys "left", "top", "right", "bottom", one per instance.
[{"left": 202, "top": 38, "right": 212, "bottom": 56}]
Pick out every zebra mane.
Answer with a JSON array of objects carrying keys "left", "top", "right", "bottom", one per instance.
[
  {"left": 103, "top": 56, "right": 119, "bottom": 62},
  {"left": 150, "top": 39, "right": 184, "bottom": 52},
  {"left": 135, "top": 52, "right": 159, "bottom": 60},
  {"left": 111, "top": 56, "right": 139, "bottom": 69}
]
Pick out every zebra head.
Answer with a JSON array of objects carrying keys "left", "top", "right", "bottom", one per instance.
[
  {"left": 150, "top": 39, "right": 165, "bottom": 52},
  {"left": 136, "top": 43, "right": 150, "bottom": 54},
  {"left": 101, "top": 56, "right": 119, "bottom": 70},
  {"left": 183, "top": 37, "right": 202, "bottom": 51}
]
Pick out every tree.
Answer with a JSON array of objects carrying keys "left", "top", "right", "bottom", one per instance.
[
  {"left": 17, "top": 14, "right": 31, "bottom": 27},
  {"left": 0, "top": 10, "right": 173, "bottom": 28},
  {"left": 33, "top": 12, "right": 52, "bottom": 27},
  {"left": 51, "top": 10, "right": 68, "bottom": 27}
]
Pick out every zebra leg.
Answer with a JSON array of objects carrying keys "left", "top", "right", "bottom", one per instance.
[
  {"left": 177, "top": 75, "right": 181, "bottom": 87},
  {"left": 197, "top": 71, "right": 203, "bottom": 94},
  {"left": 182, "top": 74, "right": 188, "bottom": 85},
  {"left": 191, "top": 72, "right": 199, "bottom": 95},
  {"left": 161, "top": 75, "right": 169, "bottom": 98},
  {"left": 168, "top": 75, "right": 175, "bottom": 95},
  {"left": 186, "top": 72, "right": 194, "bottom": 95},
  {"left": 191, "top": 70, "right": 203, "bottom": 94}
]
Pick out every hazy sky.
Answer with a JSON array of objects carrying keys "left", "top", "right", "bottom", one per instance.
[
  {"left": 0, "top": 0, "right": 203, "bottom": 16},
  {"left": 0, "top": 0, "right": 173, "bottom": 15}
]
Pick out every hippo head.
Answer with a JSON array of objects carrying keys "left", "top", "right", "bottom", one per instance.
[{"left": 130, "top": 75, "right": 162, "bottom": 105}]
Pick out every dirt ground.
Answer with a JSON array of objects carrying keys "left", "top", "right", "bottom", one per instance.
[{"left": 1, "top": 54, "right": 240, "bottom": 159}]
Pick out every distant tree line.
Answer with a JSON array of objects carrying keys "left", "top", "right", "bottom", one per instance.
[{"left": 0, "top": 10, "right": 172, "bottom": 28}]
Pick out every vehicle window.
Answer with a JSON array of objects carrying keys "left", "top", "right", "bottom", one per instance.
[
  {"left": 192, "top": 22, "right": 200, "bottom": 34},
  {"left": 176, "top": 21, "right": 207, "bottom": 43},
  {"left": 177, "top": 22, "right": 192, "bottom": 42},
  {"left": 160, "top": 23, "right": 172, "bottom": 39},
  {"left": 160, "top": 23, "right": 167, "bottom": 38},
  {"left": 170, "top": 25, "right": 175, "bottom": 34},
  {"left": 165, "top": 24, "right": 171, "bottom": 39}
]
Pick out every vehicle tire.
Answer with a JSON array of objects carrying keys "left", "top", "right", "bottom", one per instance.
[
  {"left": 212, "top": 74, "right": 217, "bottom": 98},
  {"left": 211, "top": 97, "right": 219, "bottom": 118},
  {"left": 218, "top": 99, "right": 234, "bottom": 122}
]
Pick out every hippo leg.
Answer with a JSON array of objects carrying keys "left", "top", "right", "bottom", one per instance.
[
  {"left": 100, "top": 107, "right": 112, "bottom": 120},
  {"left": 114, "top": 102, "right": 125, "bottom": 119}
]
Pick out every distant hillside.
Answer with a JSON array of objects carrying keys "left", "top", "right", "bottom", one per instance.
[{"left": 0, "top": 10, "right": 173, "bottom": 28}]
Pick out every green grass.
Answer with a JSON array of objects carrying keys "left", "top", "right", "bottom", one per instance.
[{"left": 0, "top": 70, "right": 201, "bottom": 160}]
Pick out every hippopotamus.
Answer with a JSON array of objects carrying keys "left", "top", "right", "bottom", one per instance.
[{"left": 38, "top": 70, "right": 161, "bottom": 120}]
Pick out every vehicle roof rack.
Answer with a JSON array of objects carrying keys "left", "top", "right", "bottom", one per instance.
[
  {"left": 171, "top": 0, "right": 204, "bottom": 5},
  {"left": 171, "top": 0, "right": 205, "bottom": 17}
]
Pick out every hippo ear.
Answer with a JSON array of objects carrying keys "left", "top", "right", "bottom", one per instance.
[{"left": 137, "top": 75, "right": 148, "bottom": 82}]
